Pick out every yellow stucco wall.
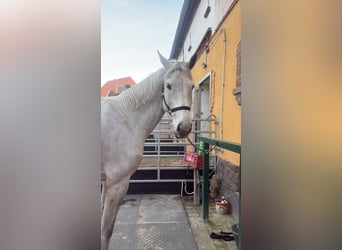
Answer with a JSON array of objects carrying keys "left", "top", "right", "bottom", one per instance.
[{"left": 191, "top": 1, "right": 241, "bottom": 165}]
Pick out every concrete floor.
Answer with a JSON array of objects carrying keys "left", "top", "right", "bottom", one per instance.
[
  {"left": 111, "top": 194, "right": 197, "bottom": 250},
  {"left": 111, "top": 194, "right": 238, "bottom": 250}
]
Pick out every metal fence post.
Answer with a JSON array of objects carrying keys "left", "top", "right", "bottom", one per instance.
[{"left": 202, "top": 142, "right": 209, "bottom": 221}]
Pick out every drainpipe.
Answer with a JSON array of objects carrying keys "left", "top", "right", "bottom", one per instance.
[{"left": 220, "top": 29, "right": 227, "bottom": 140}]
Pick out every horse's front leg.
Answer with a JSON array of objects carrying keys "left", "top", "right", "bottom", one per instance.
[
  {"left": 101, "top": 181, "right": 106, "bottom": 213},
  {"left": 101, "top": 171, "right": 106, "bottom": 213},
  {"left": 101, "top": 177, "right": 130, "bottom": 250}
]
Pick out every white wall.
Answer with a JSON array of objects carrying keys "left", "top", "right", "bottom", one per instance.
[
  {"left": 179, "top": 0, "right": 214, "bottom": 62},
  {"left": 177, "top": 0, "right": 235, "bottom": 62},
  {"left": 214, "top": 0, "right": 235, "bottom": 27}
]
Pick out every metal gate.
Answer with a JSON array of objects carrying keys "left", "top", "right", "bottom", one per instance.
[{"left": 129, "top": 114, "right": 218, "bottom": 192}]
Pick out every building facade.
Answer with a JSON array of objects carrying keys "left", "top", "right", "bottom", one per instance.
[{"left": 170, "top": 0, "right": 241, "bottom": 216}]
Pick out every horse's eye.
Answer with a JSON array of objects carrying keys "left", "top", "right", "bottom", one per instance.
[{"left": 166, "top": 84, "right": 172, "bottom": 90}]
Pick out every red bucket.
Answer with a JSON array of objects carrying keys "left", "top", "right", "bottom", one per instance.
[{"left": 183, "top": 152, "right": 203, "bottom": 169}]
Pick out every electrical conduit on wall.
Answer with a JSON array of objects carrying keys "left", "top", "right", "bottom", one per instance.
[{"left": 220, "top": 28, "right": 226, "bottom": 140}]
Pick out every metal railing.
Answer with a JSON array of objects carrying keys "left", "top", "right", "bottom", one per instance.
[
  {"left": 197, "top": 135, "right": 241, "bottom": 223},
  {"left": 130, "top": 116, "right": 218, "bottom": 185}
]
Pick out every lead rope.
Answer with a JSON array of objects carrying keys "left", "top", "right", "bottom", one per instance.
[{"left": 186, "top": 135, "right": 217, "bottom": 154}]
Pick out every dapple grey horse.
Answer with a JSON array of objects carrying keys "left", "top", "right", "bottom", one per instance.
[{"left": 101, "top": 52, "right": 194, "bottom": 250}]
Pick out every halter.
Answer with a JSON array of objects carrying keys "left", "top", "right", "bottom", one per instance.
[{"left": 161, "top": 84, "right": 191, "bottom": 115}]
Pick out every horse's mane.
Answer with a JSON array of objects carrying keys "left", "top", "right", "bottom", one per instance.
[{"left": 119, "top": 67, "right": 166, "bottom": 110}]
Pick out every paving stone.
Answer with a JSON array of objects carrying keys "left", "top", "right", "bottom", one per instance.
[
  {"left": 138, "top": 194, "right": 187, "bottom": 223},
  {"left": 109, "top": 224, "right": 136, "bottom": 250},
  {"left": 134, "top": 223, "right": 197, "bottom": 250}
]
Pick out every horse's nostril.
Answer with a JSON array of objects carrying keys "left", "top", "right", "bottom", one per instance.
[
  {"left": 176, "top": 122, "right": 192, "bottom": 138},
  {"left": 177, "top": 123, "right": 182, "bottom": 132}
]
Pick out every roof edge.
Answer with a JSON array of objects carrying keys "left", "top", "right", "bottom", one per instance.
[{"left": 169, "top": 0, "right": 200, "bottom": 59}]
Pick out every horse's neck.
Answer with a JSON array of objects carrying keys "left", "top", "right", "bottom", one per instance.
[
  {"left": 132, "top": 93, "right": 165, "bottom": 140},
  {"left": 118, "top": 68, "right": 166, "bottom": 141}
]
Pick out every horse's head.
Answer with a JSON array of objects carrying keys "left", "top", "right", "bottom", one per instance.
[{"left": 158, "top": 51, "right": 194, "bottom": 138}]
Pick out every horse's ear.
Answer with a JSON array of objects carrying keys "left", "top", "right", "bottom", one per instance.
[{"left": 157, "top": 50, "right": 171, "bottom": 69}]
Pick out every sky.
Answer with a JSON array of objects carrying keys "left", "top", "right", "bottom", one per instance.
[{"left": 101, "top": 0, "right": 184, "bottom": 86}]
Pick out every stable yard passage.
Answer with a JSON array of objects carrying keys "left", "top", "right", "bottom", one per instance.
[
  {"left": 111, "top": 194, "right": 238, "bottom": 250},
  {"left": 111, "top": 194, "right": 197, "bottom": 250}
]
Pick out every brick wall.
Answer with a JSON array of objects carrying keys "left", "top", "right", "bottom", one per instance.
[{"left": 216, "top": 156, "right": 240, "bottom": 217}]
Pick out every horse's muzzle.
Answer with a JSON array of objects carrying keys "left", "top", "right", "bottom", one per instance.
[{"left": 176, "top": 121, "right": 192, "bottom": 138}]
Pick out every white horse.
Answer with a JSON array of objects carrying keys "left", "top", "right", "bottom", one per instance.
[{"left": 101, "top": 52, "right": 194, "bottom": 250}]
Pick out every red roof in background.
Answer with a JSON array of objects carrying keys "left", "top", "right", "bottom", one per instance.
[{"left": 101, "top": 76, "right": 136, "bottom": 97}]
